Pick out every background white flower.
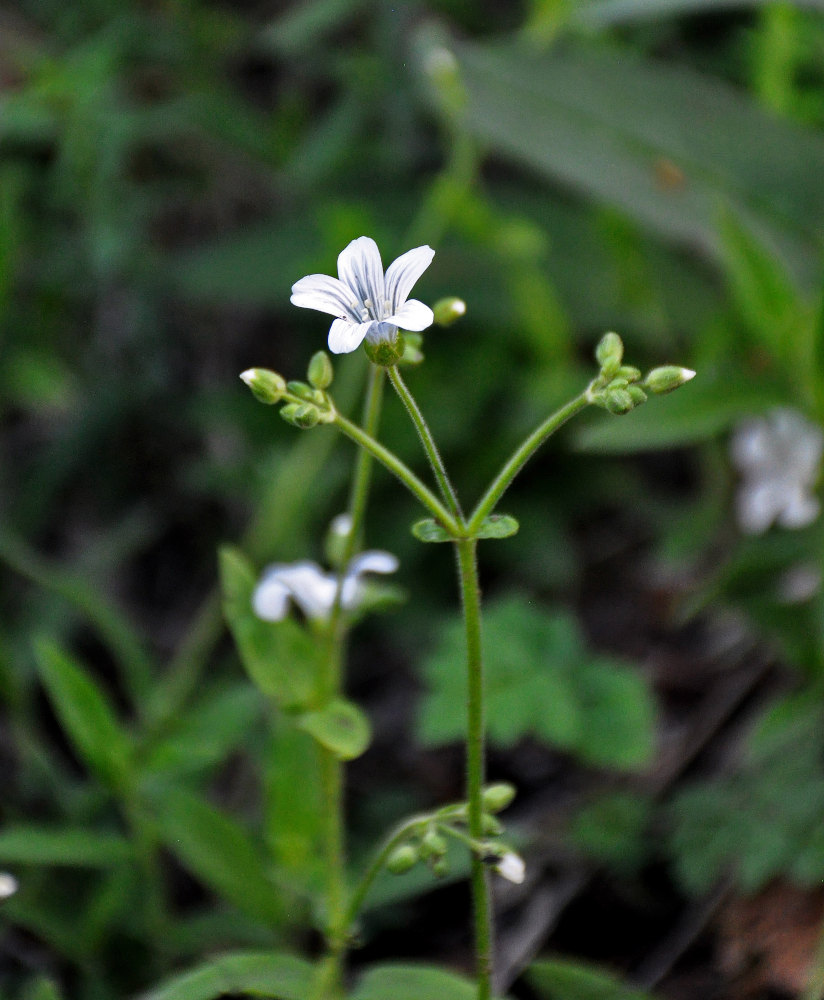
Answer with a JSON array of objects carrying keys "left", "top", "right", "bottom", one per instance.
[
  {"left": 730, "top": 408, "right": 823, "bottom": 534},
  {"left": 253, "top": 550, "right": 399, "bottom": 622},
  {"left": 291, "top": 236, "right": 435, "bottom": 354},
  {"left": 0, "top": 873, "right": 18, "bottom": 899}
]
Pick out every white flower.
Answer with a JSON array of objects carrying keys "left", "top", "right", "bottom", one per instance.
[
  {"left": 0, "top": 873, "right": 18, "bottom": 899},
  {"left": 731, "top": 408, "right": 823, "bottom": 534},
  {"left": 253, "top": 550, "right": 399, "bottom": 622},
  {"left": 290, "top": 236, "right": 435, "bottom": 354},
  {"left": 494, "top": 851, "right": 525, "bottom": 885}
]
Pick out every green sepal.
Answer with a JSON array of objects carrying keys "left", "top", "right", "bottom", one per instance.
[
  {"left": 297, "top": 698, "right": 372, "bottom": 760},
  {"left": 411, "top": 519, "right": 453, "bottom": 543},
  {"left": 364, "top": 334, "right": 405, "bottom": 367},
  {"left": 475, "top": 514, "right": 519, "bottom": 539}
]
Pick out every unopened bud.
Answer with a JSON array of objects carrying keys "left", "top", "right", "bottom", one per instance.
[
  {"left": 605, "top": 388, "right": 635, "bottom": 415},
  {"left": 431, "top": 857, "right": 450, "bottom": 878},
  {"left": 420, "top": 829, "right": 448, "bottom": 859},
  {"left": 433, "top": 297, "right": 467, "bottom": 327},
  {"left": 482, "top": 783, "right": 516, "bottom": 813},
  {"left": 616, "top": 365, "right": 642, "bottom": 382},
  {"left": 386, "top": 844, "right": 419, "bottom": 874},
  {"left": 239, "top": 368, "right": 286, "bottom": 404},
  {"left": 644, "top": 366, "right": 696, "bottom": 394},
  {"left": 483, "top": 815, "right": 504, "bottom": 836},
  {"left": 280, "top": 402, "right": 320, "bottom": 429},
  {"left": 595, "top": 332, "right": 624, "bottom": 377},
  {"left": 0, "top": 873, "right": 18, "bottom": 899},
  {"left": 307, "top": 351, "right": 334, "bottom": 389},
  {"left": 627, "top": 385, "right": 647, "bottom": 406},
  {"left": 286, "top": 380, "right": 315, "bottom": 401},
  {"left": 400, "top": 332, "right": 424, "bottom": 366},
  {"left": 325, "top": 513, "right": 353, "bottom": 569}
]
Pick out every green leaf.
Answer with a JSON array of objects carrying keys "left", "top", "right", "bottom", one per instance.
[
  {"left": 574, "top": 0, "right": 824, "bottom": 30},
  {"left": 219, "top": 546, "right": 319, "bottom": 709},
  {"left": 453, "top": 40, "right": 824, "bottom": 285},
  {"left": 147, "top": 787, "right": 285, "bottom": 926},
  {"left": 475, "top": 514, "right": 519, "bottom": 539},
  {"left": 350, "top": 964, "right": 482, "bottom": 1000},
  {"left": 144, "top": 684, "right": 260, "bottom": 778},
  {"left": 34, "top": 640, "right": 133, "bottom": 792},
  {"left": 19, "top": 978, "right": 63, "bottom": 1000},
  {"left": 528, "top": 957, "right": 659, "bottom": 1000},
  {"left": 138, "top": 951, "right": 314, "bottom": 1000},
  {"left": 297, "top": 698, "right": 371, "bottom": 760},
  {"left": 418, "top": 597, "right": 654, "bottom": 769},
  {"left": 0, "top": 826, "right": 131, "bottom": 867},
  {"left": 411, "top": 519, "right": 452, "bottom": 542}
]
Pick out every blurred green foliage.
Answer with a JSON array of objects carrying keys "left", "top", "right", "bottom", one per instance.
[{"left": 5, "top": 0, "right": 824, "bottom": 997}]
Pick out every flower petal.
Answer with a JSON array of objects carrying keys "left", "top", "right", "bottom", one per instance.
[
  {"left": 291, "top": 274, "right": 361, "bottom": 321},
  {"left": 328, "top": 318, "right": 375, "bottom": 354},
  {"left": 252, "top": 568, "right": 292, "bottom": 621},
  {"left": 347, "top": 551, "right": 400, "bottom": 577},
  {"left": 269, "top": 561, "right": 337, "bottom": 620},
  {"left": 338, "top": 237, "right": 385, "bottom": 318},
  {"left": 388, "top": 299, "right": 434, "bottom": 332},
  {"left": 385, "top": 245, "right": 435, "bottom": 311}
]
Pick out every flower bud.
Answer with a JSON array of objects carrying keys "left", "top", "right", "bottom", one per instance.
[
  {"left": 494, "top": 851, "right": 525, "bottom": 885},
  {"left": 627, "top": 385, "right": 647, "bottom": 406},
  {"left": 386, "top": 844, "right": 419, "bottom": 874},
  {"left": 325, "top": 513, "right": 353, "bottom": 569},
  {"left": 400, "top": 333, "right": 424, "bottom": 366},
  {"left": 286, "top": 380, "right": 315, "bottom": 401},
  {"left": 364, "top": 334, "right": 406, "bottom": 367},
  {"left": 307, "top": 351, "right": 334, "bottom": 389},
  {"left": 644, "top": 366, "right": 696, "bottom": 394},
  {"left": 482, "top": 783, "right": 516, "bottom": 813},
  {"left": 0, "top": 873, "right": 18, "bottom": 899},
  {"left": 432, "top": 297, "right": 467, "bottom": 327},
  {"left": 605, "top": 388, "right": 635, "bottom": 415},
  {"left": 431, "top": 857, "right": 450, "bottom": 878},
  {"left": 482, "top": 815, "right": 504, "bottom": 836},
  {"left": 595, "top": 332, "right": 624, "bottom": 377},
  {"left": 616, "top": 365, "right": 642, "bottom": 382},
  {"left": 280, "top": 402, "right": 320, "bottom": 429},
  {"left": 239, "top": 368, "right": 286, "bottom": 405},
  {"left": 420, "top": 829, "right": 448, "bottom": 859}
]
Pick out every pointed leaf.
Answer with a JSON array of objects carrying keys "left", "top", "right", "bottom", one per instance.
[
  {"left": 350, "top": 964, "right": 481, "bottom": 1000},
  {"left": 297, "top": 698, "right": 371, "bottom": 760},
  {"left": 528, "top": 957, "right": 658, "bottom": 1000},
  {"left": 0, "top": 826, "right": 131, "bottom": 867},
  {"left": 147, "top": 787, "right": 284, "bottom": 926},
  {"left": 139, "top": 951, "right": 314, "bottom": 1000},
  {"left": 34, "top": 640, "right": 133, "bottom": 792}
]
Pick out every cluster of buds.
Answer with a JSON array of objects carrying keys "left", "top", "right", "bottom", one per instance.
[
  {"left": 587, "top": 332, "right": 695, "bottom": 415},
  {"left": 240, "top": 351, "right": 337, "bottom": 428},
  {"left": 385, "top": 782, "right": 525, "bottom": 884}
]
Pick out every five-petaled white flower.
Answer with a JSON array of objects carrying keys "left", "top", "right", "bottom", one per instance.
[
  {"left": 290, "top": 236, "right": 435, "bottom": 354},
  {"left": 494, "top": 851, "right": 525, "bottom": 885},
  {"left": 730, "top": 407, "right": 823, "bottom": 534},
  {"left": 253, "top": 551, "right": 399, "bottom": 623}
]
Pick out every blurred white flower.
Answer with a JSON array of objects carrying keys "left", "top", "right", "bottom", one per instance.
[
  {"left": 494, "top": 851, "right": 525, "bottom": 884},
  {"left": 291, "top": 237, "right": 435, "bottom": 354},
  {"left": 0, "top": 873, "right": 18, "bottom": 899},
  {"left": 253, "top": 551, "right": 399, "bottom": 623},
  {"left": 730, "top": 408, "right": 823, "bottom": 534}
]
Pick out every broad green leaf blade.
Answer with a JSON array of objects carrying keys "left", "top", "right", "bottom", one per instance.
[
  {"left": 219, "top": 546, "right": 319, "bottom": 709},
  {"left": 138, "top": 951, "right": 314, "bottom": 1000},
  {"left": 475, "top": 514, "right": 519, "bottom": 540},
  {"left": 454, "top": 40, "right": 824, "bottom": 284},
  {"left": 144, "top": 684, "right": 260, "bottom": 778},
  {"left": 147, "top": 787, "right": 285, "bottom": 926},
  {"left": 297, "top": 698, "right": 371, "bottom": 760},
  {"left": 350, "top": 964, "right": 482, "bottom": 1000},
  {"left": 0, "top": 826, "right": 131, "bottom": 867},
  {"left": 411, "top": 518, "right": 452, "bottom": 542},
  {"left": 528, "top": 957, "right": 658, "bottom": 1000},
  {"left": 34, "top": 640, "right": 133, "bottom": 792}
]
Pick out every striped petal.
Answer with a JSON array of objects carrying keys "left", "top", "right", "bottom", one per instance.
[
  {"left": 388, "top": 299, "right": 434, "bottom": 332},
  {"left": 385, "top": 245, "right": 434, "bottom": 311},
  {"left": 291, "top": 274, "right": 361, "bottom": 321},
  {"left": 338, "top": 237, "right": 385, "bottom": 318},
  {"left": 328, "top": 317, "right": 375, "bottom": 354}
]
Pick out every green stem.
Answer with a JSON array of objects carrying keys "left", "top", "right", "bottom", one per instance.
[
  {"left": 468, "top": 393, "right": 590, "bottom": 534},
  {"left": 455, "top": 537, "right": 492, "bottom": 1000},
  {"left": 311, "top": 366, "right": 386, "bottom": 1000},
  {"left": 333, "top": 412, "right": 461, "bottom": 536},
  {"left": 387, "top": 366, "right": 463, "bottom": 518}
]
